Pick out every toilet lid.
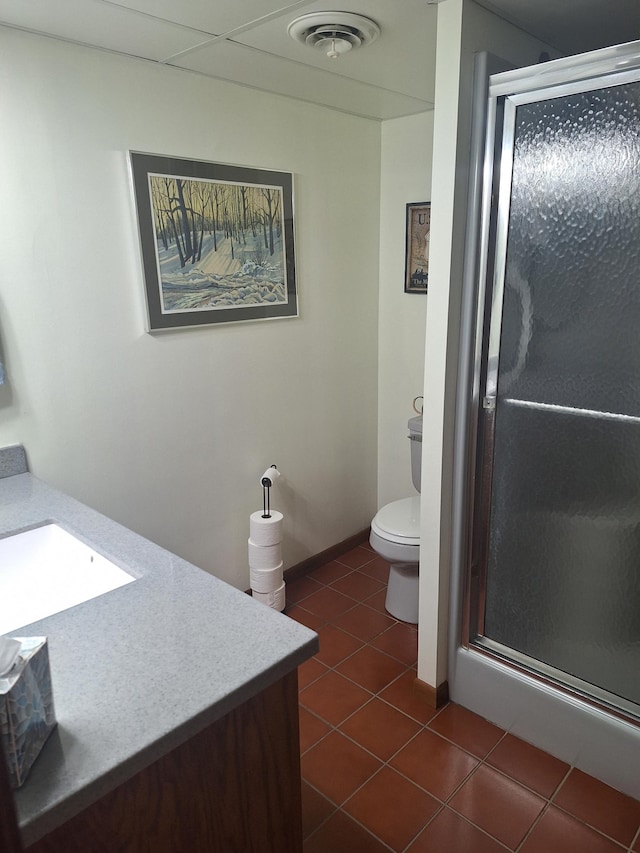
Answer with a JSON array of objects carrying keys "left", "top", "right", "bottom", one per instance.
[{"left": 371, "top": 496, "right": 420, "bottom": 545}]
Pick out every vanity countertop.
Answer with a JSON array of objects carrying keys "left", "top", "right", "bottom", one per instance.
[{"left": 0, "top": 468, "right": 318, "bottom": 846}]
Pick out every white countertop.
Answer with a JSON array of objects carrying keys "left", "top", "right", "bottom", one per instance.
[{"left": 0, "top": 463, "right": 317, "bottom": 846}]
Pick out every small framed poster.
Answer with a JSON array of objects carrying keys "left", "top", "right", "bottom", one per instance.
[{"left": 404, "top": 202, "right": 430, "bottom": 294}]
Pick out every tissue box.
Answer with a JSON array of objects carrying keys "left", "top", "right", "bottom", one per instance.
[{"left": 1, "top": 637, "right": 56, "bottom": 788}]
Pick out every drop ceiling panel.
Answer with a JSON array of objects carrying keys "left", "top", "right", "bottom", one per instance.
[
  {"left": 101, "top": 0, "right": 316, "bottom": 37},
  {"left": 475, "top": 0, "right": 640, "bottom": 55},
  {"left": 0, "top": 0, "right": 207, "bottom": 59},
  {"left": 0, "top": 0, "right": 635, "bottom": 122},
  {"left": 172, "top": 38, "right": 432, "bottom": 120},
  {"left": 232, "top": 0, "right": 437, "bottom": 101}
]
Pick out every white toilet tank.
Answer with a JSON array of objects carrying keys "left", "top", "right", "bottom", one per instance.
[{"left": 408, "top": 415, "right": 423, "bottom": 492}]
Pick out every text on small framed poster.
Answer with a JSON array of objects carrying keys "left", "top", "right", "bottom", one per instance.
[{"left": 404, "top": 202, "right": 430, "bottom": 294}]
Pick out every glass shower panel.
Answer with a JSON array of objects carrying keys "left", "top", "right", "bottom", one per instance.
[{"left": 482, "top": 82, "right": 640, "bottom": 706}]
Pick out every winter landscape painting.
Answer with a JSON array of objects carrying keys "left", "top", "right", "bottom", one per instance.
[{"left": 130, "top": 152, "right": 297, "bottom": 330}]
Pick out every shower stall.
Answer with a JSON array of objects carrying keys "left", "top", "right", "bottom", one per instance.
[{"left": 449, "top": 41, "right": 640, "bottom": 798}]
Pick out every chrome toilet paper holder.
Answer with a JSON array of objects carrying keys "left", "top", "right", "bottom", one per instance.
[{"left": 260, "top": 465, "right": 280, "bottom": 518}]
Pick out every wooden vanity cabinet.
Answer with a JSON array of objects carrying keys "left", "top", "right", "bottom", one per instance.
[{"left": 24, "top": 671, "right": 302, "bottom": 853}]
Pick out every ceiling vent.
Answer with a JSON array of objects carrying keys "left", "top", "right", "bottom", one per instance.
[{"left": 287, "top": 12, "right": 381, "bottom": 59}]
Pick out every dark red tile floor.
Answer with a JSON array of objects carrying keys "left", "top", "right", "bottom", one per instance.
[{"left": 286, "top": 543, "right": 640, "bottom": 852}]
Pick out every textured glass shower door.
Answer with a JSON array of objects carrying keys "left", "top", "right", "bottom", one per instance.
[{"left": 471, "top": 67, "right": 640, "bottom": 715}]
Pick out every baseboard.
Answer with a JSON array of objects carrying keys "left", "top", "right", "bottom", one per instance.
[
  {"left": 414, "top": 676, "right": 450, "bottom": 709},
  {"left": 244, "top": 528, "right": 371, "bottom": 593},
  {"left": 283, "top": 528, "right": 370, "bottom": 583}
]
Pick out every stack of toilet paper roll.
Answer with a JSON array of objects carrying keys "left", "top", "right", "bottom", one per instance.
[{"left": 249, "top": 510, "right": 285, "bottom": 611}]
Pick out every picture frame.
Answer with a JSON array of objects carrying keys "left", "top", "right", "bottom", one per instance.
[
  {"left": 404, "top": 202, "right": 430, "bottom": 294},
  {"left": 129, "top": 152, "right": 298, "bottom": 330}
]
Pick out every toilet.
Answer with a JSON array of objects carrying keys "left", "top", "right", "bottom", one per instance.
[{"left": 369, "top": 415, "right": 422, "bottom": 624}]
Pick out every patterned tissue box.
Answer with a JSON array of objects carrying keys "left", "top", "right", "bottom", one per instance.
[{"left": 1, "top": 637, "right": 56, "bottom": 788}]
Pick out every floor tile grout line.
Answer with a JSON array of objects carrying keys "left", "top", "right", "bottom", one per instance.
[
  {"left": 332, "top": 549, "right": 380, "bottom": 570},
  {"left": 309, "top": 621, "right": 394, "bottom": 648},
  {"left": 332, "top": 642, "right": 417, "bottom": 677},
  {"left": 512, "top": 796, "right": 630, "bottom": 852},
  {"left": 547, "top": 762, "right": 573, "bottom": 805},
  {"left": 513, "top": 799, "right": 555, "bottom": 853},
  {"left": 299, "top": 561, "right": 640, "bottom": 852},
  {"left": 310, "top": 638, "right": 415, "bottom": 675},
  {"left": 288, "top": 595, "right": 394, "bottom": 635},
  {"left": 339, "top": 714, "right": 433, "bottom": 772},
  {"left": 285, "top": 603, "right": 408, "bottom": 644},
  {"left": 540, "top": 762, "right": 637, "bottom": 844},
  {"left": 402, "top": 804, "right": 514, "bottom": 853},
  {"left": 301, "top": 699, "right": 469, "bottom": 779},
  {"left": 441, "top": 780, "right": 542, "bottom": 853},
  {"left": 300, "top": 708, "right": 437, "bottom": 833},
  {"left": 300, "top": 638, "right": 424, "bottom": 720},
  {"left": 328, "top": 568, "right": 387, "bottom": 588},
  {"left": 303, "top": 697, "right": 567, "bottom": 826},
  {"left": 302, "top": 776, "right": 409, "bottom": 853},
  {"left": 289, "top": 576, "right": 396, "bottom": 617},
  {"left": 311, "top": 617, "right": 404, "bottom": 648},
  {"left": 300, "top": 778, "right": 339, "bottom": 841},
  {"left": 469, "top": 744, "right": 590, "bottom": 816},
  {"left": 482, "top": 726, "right": 509, "bottom": 760},
  {"left": 334, "top": 575, "right": 376, "bottom": 594},
  {"left": 302, "top": 797, "right": 396, "bottom": 853},
  {"left": 303, "top": 733, "right": 524, "bottom": 853},
  {"left": 480, "top": 760, "right": 548, "bottom": 804},
  {"left": 300, "top": 670, "right": 417, "bottom": 746},
  {"left": 399, "top": 803, "right": 448, "bottom": 853},
  {"left": 550, "top": 800, "right": 634, "bottom": 850},
  {"left": 302, "top": 701, "right": 500, "bottom": 829},
  {"left": 471, "top": 735, "right": 566, "bottom": 805},
  {"left": 419, "top": 724, "right": 502, "bottom": 765},
  {"left": 339, "top": 762, "right": 421, "bottom": 849},
  {"left": 373, "top": 688, "right": 436, "bottom": 726},
  {"left": 308, "top": 669, "right": 419, "bottom": 717},
  {"left": 444, "top": 749, "right": 632, "bottom": 851},
  {"left": 302, "top": 700, "right": 637, "bottom": 853},
  {"left": 333, "top": 806, "right": 398, "bottom": 852},
  {"left": 290, "top": 563, "right": 387, "bottom": 594},
  {"left": 313, "top": 630, "right": 417, "bottom": 670},
  {"left": 297, "top": 664, "right": 330, "bottom": 691},
  {"left": 300, "top": 652, "right": 461, "bottom": 848}
]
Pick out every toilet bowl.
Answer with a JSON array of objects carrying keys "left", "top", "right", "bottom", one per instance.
[
  {"left": 370, "top": 416, "right": 422, "bottom": 624},
  {"left": 370, "top": 496, "right": 420, "bottom": 623}
]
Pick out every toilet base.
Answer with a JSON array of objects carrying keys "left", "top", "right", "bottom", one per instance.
[{"left": 385, "top": 562, "right": 419, "bottom": 624}]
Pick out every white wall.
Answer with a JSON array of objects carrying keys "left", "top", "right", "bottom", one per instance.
[
  {"left": 377, "top": 112, "right": 433, "bottom": 506},
  {"left": 418, "top": 0, "right": 560, "bottom": 688},
  {"left": 0, "top": 27, "right": 381, "bottom": 589}
]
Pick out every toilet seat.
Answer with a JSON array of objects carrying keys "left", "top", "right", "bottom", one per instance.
[
  {"left": 371, "top": 496, "right": 420, "bottom": 545},
  {"left": 369, "top": 496, "right": 420, "bottom": 623}
]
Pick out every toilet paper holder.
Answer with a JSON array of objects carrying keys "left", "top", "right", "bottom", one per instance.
[{"left": 260, "top": 465, "right": 280, "bottom": 518}]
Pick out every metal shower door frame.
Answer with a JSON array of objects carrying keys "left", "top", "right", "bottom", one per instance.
[
  {"left": 445, "top": 44, "right": 640, "bottom": 791},
  {"left": 461, "top": 42, "right": 640, "bottom": 705}
]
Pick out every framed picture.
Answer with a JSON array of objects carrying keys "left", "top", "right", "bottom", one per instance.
[
  {"left": 404, "top": 202, "right": 430, "bottom": 294},
  {"left": 130, "top": 152, "right": 298, "bottom": 330}
]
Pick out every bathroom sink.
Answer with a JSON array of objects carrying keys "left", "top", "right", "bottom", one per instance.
[{"left": 0, "top": 523, "right": 135, "bottom": 635}]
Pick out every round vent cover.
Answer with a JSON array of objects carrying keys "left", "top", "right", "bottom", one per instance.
[{"left": 287, "top": 12, "right": 380, "bottom": 58}]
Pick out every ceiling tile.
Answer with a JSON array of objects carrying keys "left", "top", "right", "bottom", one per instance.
[
  {"left": 101, "top": 0, "right": 316, "bottom": 37},
  {"left": 229, "top": 0, "right": 437, "bottom": 101},
  {"left": 0, "top": 0, "right": 208, "bottom": 60},
  {"left": 1, "top": 0, "right": 633, "bottom": 123},
  {"left": 475, "top": 0, "right": 640, "bottom": 55},
  {"left": 172, "top": 39, "right": 433, "bottom": 120}
]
